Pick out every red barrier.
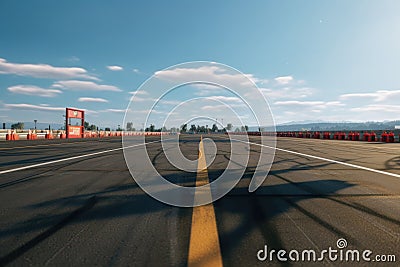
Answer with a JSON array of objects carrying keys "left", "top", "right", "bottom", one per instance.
[
  {"left": 348, "top": 132, "right": 354, "bottom": 141},
  {"left": 6, "top": 130, "right": 19, "bottom": 141},
  {"left": 27, "top": 130, "right": 37, "bottom": 140},
  {"left": 381, "top": 132, "right": 388, "bottom": 142},
  {"left": 333, "top": 132, "right": 339, "bottom": 140},
  {"left": 45, "top": 131, "right": 54, "bottom": 139},
  {"left": 312, "top": 132, "right": 320, "bottom": 139},
  {"left": 388, "top": 132, "right": 395, "bottom": 143},
  {"left": 369, "top": 132, "right": 376, "bottom": 142},
  {"left": 323, "top": 132, "right": 330, "bottom": 139}
]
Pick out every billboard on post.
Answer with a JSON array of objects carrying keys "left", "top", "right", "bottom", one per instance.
[{"left": 66, "top": 108, "right": 85, "bottom": 138}]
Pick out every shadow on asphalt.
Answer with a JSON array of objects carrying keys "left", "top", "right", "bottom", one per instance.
[{"left": 2, "top": 135, "right": 400, "bottom": 266}]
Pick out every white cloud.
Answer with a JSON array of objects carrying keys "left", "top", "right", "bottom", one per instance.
[
  {"left": 132, "top": 68, "right": 140, "bottom": 73},
  {"left": 201, "top": 105, "right": 226, "bottom": 111},
  {"left": 207, "top": 96, "right": 243, "bottom": 103},
  {"left": 7, "top": 85, "right": 62, "bottom": 97},
  {"left": 158, "top": 99, "right": 181, "bottom": 105},
  {"left": 78, "top": 97, "right": 109, "bottom": 103},
  {"left": 339, "top": 92, "right": 377, "bottom": 100},
  {"left": 3, "top": 103, "right": 65, "bottom": 111},
  {"left": 351, "top": 104, "right": 400, "bottom": 113},
  {"left": 54, "top": 80, "right": 122, "bottom": 92},
  {"left": 340, "top": 90, "right": 400, "bottom": 102},
  {"left": 107, "top": 65, "right": 123, "bottom": 71},
  {"left": 129, "top": 90, "right": 149, "bottom": 96},
  {"left": 0, "top": 58, "right": 98, "bottom": 80},
  {"left": 260, "top": 87, "right": 314, "bottom": 100},
  {"left": 105, "top": 109, "right": 126, "bottom": 113},
  {"left": 274, "top": 100, "right": 344, "bottom": 108},
  {"left": 274, "top": 100, "right": 325, "bottom": 107},
  {"left": 154, "top": 65, "right": 258, "bottom": 88},
  {"left": 274, "top": 76, "right": 293, "bottom": 85}
]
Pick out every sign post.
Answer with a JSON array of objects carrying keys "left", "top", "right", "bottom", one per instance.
[{"left": 65, "top": 108, "right": 85, "bottom": 138}]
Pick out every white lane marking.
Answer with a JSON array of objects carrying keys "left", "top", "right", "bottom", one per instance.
[
  {"left": 0, "top": 139, "right": 117, "bottom": 151},
  {"left": 0, "top": 139, "right": 163, "bottom": 175},
  {"left": 229, "top": 137, "right": 400, "bottom": 179},
  {"left": 278, "top": 137, "right": 400, "bottom": 152}
]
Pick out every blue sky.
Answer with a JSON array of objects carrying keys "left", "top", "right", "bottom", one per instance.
[{"left": 1, "top": 0, "right": 400, "bottom": 129}]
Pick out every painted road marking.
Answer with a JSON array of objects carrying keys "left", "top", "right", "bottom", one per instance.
[
  {"left": 227, "top": 137, "right": 400, "bottom": 179},
  {"left": 278, "top": 137, "right": 400, "bottom": 152},
  {"left": 188, "top": 136, "right": 223, "bottom": 267},
  {"left": 0, "top": 139, "right": 164, "bottom": 175},
  {"left": 0, "top": 139, "right": 116, "bottom": 151}
]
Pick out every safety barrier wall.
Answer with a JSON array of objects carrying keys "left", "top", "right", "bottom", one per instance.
[
  {"left": 228, "top": 130, "right": 399, "bottom": 143},
  {"left": 275, "top": 130, "right": 398, "bottom": 143},
  {"left": 0, "top": 130, "right": 178, "bottom": 141}
]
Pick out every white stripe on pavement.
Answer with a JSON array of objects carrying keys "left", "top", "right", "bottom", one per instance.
[
  {"left": 0, "top": 140, "right": 162, "bottom": 175},
  {"left": 229, "top": 137, "right": 400, "bottom": 179}
]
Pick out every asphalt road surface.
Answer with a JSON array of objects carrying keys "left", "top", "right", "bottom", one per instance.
[{"left": 0, "top": 135, "right": 399, "bottom": 266}]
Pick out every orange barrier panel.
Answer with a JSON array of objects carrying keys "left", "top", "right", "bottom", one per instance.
[
  {"left": 45, "top": 131, "right": 54, "bottom": 139},
  {"left": 6, "top": 130, "right": 19, "bottom": 141}
]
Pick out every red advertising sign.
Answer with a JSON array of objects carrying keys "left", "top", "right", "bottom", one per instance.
[
  {"left": 68, "top": 125, "right": 82, "bottom": 137},
  {"left": 66, "top": 108, "right": 85, "bottom": 138},
  {"left": 67, "top": 109, "right": 84, "bottom": 119}
]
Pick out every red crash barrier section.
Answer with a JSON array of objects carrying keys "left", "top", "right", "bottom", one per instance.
[
  {"left": 333, "top": 132, "right": 346, "bottom": 140},
  {"left": 347, "top": 132, "right": 360, "bottom": 141},
  {"left": 381, "top": 132, "right": 395, "bottom": 143},
  {"left": 6, "top": 130, "right": 19, "bottom": 141},
  {"left": 275, "top": 131, "right": 397, "bottom": 143},
  {"left": 312, "top": 132, "right": 320, "bottom": 139},
  {"left": 45, "top": 131, "right": 54, "bottom": 139},
  {"left": 27, "top": 130, "right": 38, "bottom": 140},
  {"left": 368, "top": 132, "right": 377, "bottom": 142}
]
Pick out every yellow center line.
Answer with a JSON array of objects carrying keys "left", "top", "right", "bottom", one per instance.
[{"left": 188, "top": 136, "right": 223, "bottom": 267}]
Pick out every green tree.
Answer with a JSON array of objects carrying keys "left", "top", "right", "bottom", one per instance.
[
  {"left": 226, "top": 123, "right": 233, "bottom": 131},
  {"left": 181, "top": 124, "right": 187, "bottom": 133},
  {"left": 190, "top": 124, "right": 197, "bottom": 133},
  {"left": 211, "top": 124, "right": 218, "bottom": 132},
  {"left": 11, "top": 122, "right": 24, "bottom": 130},
  {"left": 126, "top": 122, "right": 133, "bottom": 131},
  {"left": 89, "top": 124, "right": 97, "bottom": 131},
  {"left": 149, "top": 124, "right": 155, "bottom": 132}
]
